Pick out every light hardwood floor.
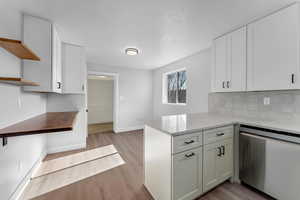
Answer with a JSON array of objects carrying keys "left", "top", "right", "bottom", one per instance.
[
  {"left": 88, "top": 123, "right": 113, "bottom": 134},
  {"left": 33, "top": 130, "right": 273, "bottom": 200}
]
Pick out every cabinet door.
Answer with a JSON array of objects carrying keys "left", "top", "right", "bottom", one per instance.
[
  {"left": 62, "top": 43, "right": 86, "bottom": 94},
  {"left": 227, "top": 27, "right": 246, "bottom": 92},
  {"left": 212, "top": 36, "right": 227, "bottom": 92},
  {"left": 52, "top": 26, "right": 62, "bottom": 93},
  {"left": 247, "top": 4, "right": 300, "bottom": 91},
  {"left": 216, "top": 139, "right": 233, "bottom": 183},
  {"left": 172, "top": 147, "right": 202, "bottom": 200},
  {"left": 23, "top": 15, "right": 53, "bottom": 92},
  {"left": 203, "top": 143, "right": 219, "bottom": 192}
]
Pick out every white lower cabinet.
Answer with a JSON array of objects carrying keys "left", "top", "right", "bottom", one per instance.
[
  {"left": 144, "top": 125, "right": 234, "bottom": 200},
  {"left": 172, "top": 147, "right": 203, "bottom": 200},
  {"left": 203, "top": 138, "right": 233, "bottom": 192}
]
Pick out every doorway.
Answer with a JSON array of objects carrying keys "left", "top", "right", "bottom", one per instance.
[{"left": 87, "top": 72, "right": 119, "bottom": 134}]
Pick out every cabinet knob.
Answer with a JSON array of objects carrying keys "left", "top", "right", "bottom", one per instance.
[
  {"left": 222, "top": 81, "right": 225, "bottom": 88},
  {"left": 227, "top": 81, "right": 230, "bottom": 88},
  {"left": 82, "top": 84, "right": 85, "bottom": 91}
]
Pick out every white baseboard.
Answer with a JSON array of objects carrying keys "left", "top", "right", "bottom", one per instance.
[
  {"left": 10, "top": 149, "right": 47, "bottom": 200},
  {"left": 114, "top": 125, "right": 144, "bottom": 133},
  {"left": 47, "top": 142, "right": 87, "bottom": 154}
]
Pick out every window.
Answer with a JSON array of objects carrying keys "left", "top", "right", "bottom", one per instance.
[{"left": 163, "top": 69, "right": 187, "bottom": 105}]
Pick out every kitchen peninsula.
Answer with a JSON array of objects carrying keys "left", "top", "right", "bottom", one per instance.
[{"left": 144, "top": 112, "right": 300, "bottom": 200}]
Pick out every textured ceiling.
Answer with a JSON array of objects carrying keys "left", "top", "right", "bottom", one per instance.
[{"left": 0, "top": 0, "right": 296, "bottom": 69}]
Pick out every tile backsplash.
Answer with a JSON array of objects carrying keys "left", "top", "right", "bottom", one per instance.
[{"left": 208, "top": 91, "right": 300, "bottom": 120}]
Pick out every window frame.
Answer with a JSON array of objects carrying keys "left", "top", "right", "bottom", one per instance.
[{"left": 162, "top": 68, "right": 187, "bottom": 106}]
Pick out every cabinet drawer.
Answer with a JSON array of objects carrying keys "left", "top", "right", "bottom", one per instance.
[
  {"left": 203, "top": 126, "right": 233, "bottom": 145},
  {"left": 173, "top": 132, "right": 203, "bottom": 154}
]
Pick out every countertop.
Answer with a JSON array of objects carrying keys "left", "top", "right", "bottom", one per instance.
[
  {"left": 0, "top": 112, "right": 78, "bottom": 138},
  {"left": 146, "top": 113, "right": 300, "bottom": 136}
]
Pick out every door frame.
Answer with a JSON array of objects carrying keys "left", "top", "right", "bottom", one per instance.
[{"left": 87, "top": 71, "right": 119, "bottom": 133}]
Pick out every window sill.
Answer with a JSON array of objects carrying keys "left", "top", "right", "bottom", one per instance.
[{"left": 162, "top": 103, "right": 187, "bottom": 106}]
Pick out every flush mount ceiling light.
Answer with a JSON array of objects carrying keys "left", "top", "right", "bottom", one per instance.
[{"left": 125, "top": 48, "right": 139, "bottom": 56}]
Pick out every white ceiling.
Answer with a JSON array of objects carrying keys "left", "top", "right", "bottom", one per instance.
[{"left": 1, "top": 0, "right": 297, "bottom": 69}]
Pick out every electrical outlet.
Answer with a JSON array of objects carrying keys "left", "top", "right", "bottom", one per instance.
[{"left": 263, "top": 97, "right": 270, "bottom": 105}]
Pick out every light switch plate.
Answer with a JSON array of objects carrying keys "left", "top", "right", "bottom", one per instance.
[{"left": 263, "top": 97, "right": 270, "bottom": 105}]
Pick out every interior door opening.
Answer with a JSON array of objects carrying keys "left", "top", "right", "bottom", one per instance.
[{"left": 87, "top": 72, "right": 119, "bottom": 134}]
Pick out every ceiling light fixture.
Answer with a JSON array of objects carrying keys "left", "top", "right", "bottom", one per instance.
[{"left": 125, "top": 48, "right": 139, "bottom": 56}]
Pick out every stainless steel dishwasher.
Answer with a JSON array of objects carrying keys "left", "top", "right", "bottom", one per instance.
[{"left": 239, "top": 125, "right": 300, "bottom": 200}]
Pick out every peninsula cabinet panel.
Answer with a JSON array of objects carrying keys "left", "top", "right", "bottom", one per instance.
[
  {"left": 62, "top": 43, "right": 86, "bottom": 94},
  {"left": 247, "top": 3, "right": 300, "bottom": 91},
  {"left": 203, "top": 142, "right": 219, "bottom": 192},
  {"left": 172, "top": 147, "right": 203, "bottom": 200},
  {"left": 216, "top": 139, "right": 233, "bottom": 182},
  {"left": 203, "top": 138, "right": 233, "bottom": 193},
  {"left": 23, "top": 14, "right": 62, "bottom": 93}
]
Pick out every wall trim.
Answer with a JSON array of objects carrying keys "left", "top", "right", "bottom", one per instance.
[
  {"left": 115, "top": 125, "right": 144, "bottom": 133},
  {"left": 47, "top": 142, "right": 86, "bottom": 154},
  {"left": 10, "top": 148, "right": 47, "bottom": 200}
]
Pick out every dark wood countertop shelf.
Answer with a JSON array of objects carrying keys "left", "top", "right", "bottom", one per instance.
[{"left": 0, "top": 112, "right": 78, "bottom": 146}]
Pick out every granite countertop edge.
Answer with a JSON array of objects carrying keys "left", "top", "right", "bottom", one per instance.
[{"left": 145, "top": 114, "right": 300, "bottom": 136}]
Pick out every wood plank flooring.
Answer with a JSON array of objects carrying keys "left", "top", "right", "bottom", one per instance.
[
  {"left": 88, "top": 123, "right": 113, "bottom": 134},
  {"left": 33, "top": 130, "right": 272, "bottom": 200},
  {"left": 33, "top": 145, "right": 118, "bottom": 178}
]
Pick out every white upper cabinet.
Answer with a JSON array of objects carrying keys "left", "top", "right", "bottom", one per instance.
[
  {"left": 247, "top": 4, "right": 300, "bottom": 91},
  {"left": 23, "top": 14, "right": 62, "bottom": 93},
  {"left": 212, "top": 27, "right": 246, "bottom": 92},
  {"left": 52, "top": 27, "right": 62, "bottom": 93},
  {"left": 212, "top": 36, "right": 227, "bottom": 92},
  {"left": 62, "top": 42, "right": 86, "bottom": 94}
]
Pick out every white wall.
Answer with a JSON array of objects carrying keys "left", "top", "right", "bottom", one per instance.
[
  {"left": 152, "top": 48, "right": 211, "bottom": 118},
  {"left": 87, "top": 64, "right": 153, "bottom": 132},
  {"left": 0, "top": 7, "right": 47, "bottom": 200},
  {"left": 46, "top": 93, "right": 87, "bottom": 153},
  {"left": 88, "top": 79, "right": 113, "bottom": 124}
]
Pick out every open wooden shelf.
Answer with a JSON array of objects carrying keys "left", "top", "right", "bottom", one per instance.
[
  {"left": 0, "top": 112, "right": 78, "bottom": 146},
  {"left": 0, "top": 37, "right": 40, "bottom": 60},
  {"left": 0, "top": 77, "right": 39, "bottom": 86}
]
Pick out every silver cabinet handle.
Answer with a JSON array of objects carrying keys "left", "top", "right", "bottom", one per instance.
[
  {"left": 227, "top": 81, "right": 230, "bottom": 88},
  {"left": 82, "top": 84, "right": 85, "bottom": 91},
  {"left": 222, "top": 81, "right": 225, "bottom": 88},
  {"left": 185, "top": 152, "right": 195, "bottom": 158},
  {"left": 216, "top": 133, "right": 225, "bottom": 137},
  {"left": 184, "top": 140, "right": 195, "bottom": 145}
]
